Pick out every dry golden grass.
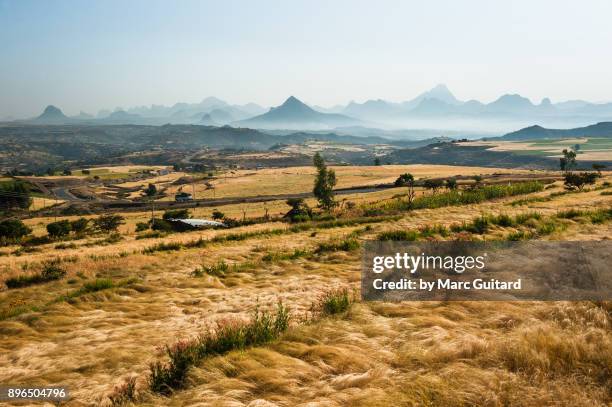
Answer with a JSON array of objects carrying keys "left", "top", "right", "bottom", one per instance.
[
  {"left": 158, "top": 164, "right": 536, "bottom": 201},
  {"left": 0, "top": 170, "right": 610, "bottom": 406}
]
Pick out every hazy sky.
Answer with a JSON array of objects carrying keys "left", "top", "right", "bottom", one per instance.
[{"left": 1, "top": 0, "right": 612, "bottom": 118}]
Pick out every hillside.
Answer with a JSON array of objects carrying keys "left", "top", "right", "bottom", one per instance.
[
  {"left": 385, "top": 142, "right": 559, "bottom": 169},
  {"left": 499, "top": 122, "right": 612, "bottom": 140}
]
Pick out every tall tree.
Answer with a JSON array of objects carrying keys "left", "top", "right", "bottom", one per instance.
[
  {"left": 0, "top": 181, "right": 32, "bottom": 210},
  {"left": 313, "top": 153, "right": 337, "bottom": 211}
]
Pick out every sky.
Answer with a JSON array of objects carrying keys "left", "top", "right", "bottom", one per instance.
[{"left": 1, "top": 0, "right": 612, "bottom": 118}]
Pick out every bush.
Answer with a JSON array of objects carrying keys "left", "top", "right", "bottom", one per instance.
[
  {"left": 284, "top": 198, "right": 312, "bottom": 222},
  {"left": 150, "top": 218, "right": 174, "bottom": 232},
  {"left": 314, "top": 288, "right": 352, "bottom": 315},
  {"left": 5, "top": 259, "right": 66, "bottom": 288},
  {"left": 211, "top": 209, "right": 225, "bottom": 220},
  {"left": 315, "top": 238, "right": 360, "bottom": 253},
  {"left": 135, "top": 222, "right": 150, "bottom": 232},
  {"left": 557, "top": 209, "right": 585, "bottom": 219},
  {"left": 149, "top": 302, "right": 289, "bottom": 394},
  {"left": 378, "top": 230, "right": 419, "bottom": 241},
  {"left": 70, "top": 218, "right": 89, "bottom": 234},
  {"left": 47, "top": 220, "right": 72, "bottom": 238},
  {"left": 0, "top": 219, "right": 31, "bottom": 240}
]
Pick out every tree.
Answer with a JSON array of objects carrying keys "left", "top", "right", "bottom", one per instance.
[
  {"left": 564, "top": 172, "right": 598, "bottom": 191},
  {"left": 0, "top": 181, "right": 32, "bottom": 210},
  {"left": 445, "top": 178, "right": 458, "bottom": 190},
  {"left": 560, "top": 149, "right": 577, "bottom": 173},
  {"left": 423, "top": 179, "right": 444, "bottom": 194},
  {"left": 47, "top": 220, "right": 72, "bottom": 238},
  {"left": 373, "top": 157, "right": 381, "bottom": 166},
  {"left": 472, "top": 175, "right": 483, "bottom": 189},
  {"left": 394, "top": 173, "right": 416, "bottom": 205},
  {"left": 145, "top": 183, "right": 157, "bottom": 197},
  {"left": 62, "top": 168, "right": 72, "bottom": 176},
  {"left": 313, "top": 153, "right": 337, "bottom": 211},
  {"left": 0, "top": 219, "right": 31, "bottom": 239},
  {"left": 93, "top": 214, "right": 125, "bottom": 233}
]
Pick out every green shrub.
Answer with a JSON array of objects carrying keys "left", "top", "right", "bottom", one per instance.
[
  {"left": 70, "top": 218, "right": 89, "bottom": 234},
  {"left": 314, "top": 288, "right": 352, "bottom": 315},
  {"left": 142, "top": 241, "right": 182, "bottom": 254},
  {"left": 506, "top": 230, "right": 532, "bottom": 241},
  {"left": 556, "top": 209, "right": 585, "bottom": 219},
  {"left": 5, "top": 259, "right": 66, "bottom": 288},
  {"left": 135, "top": 222, "right": 150, "bottom": 232},
  {"left": 491, "top": 214, "right": 514, "bottom": 227},
  {"left": 377, "top": 230, "right": 419, "bottom": 241},
  {"left": 315, "top": 238, "right": 360, "bottom": 253},
  {"left": 515, "top": 212, "right": 542, "bottom": 224},
  {"left": 47, "top": 220, "right": 72, "bottom": 238},
  {"left": 148, "top": 302, "right": 289, "bottom": 394},
  {"left": 419, "top": 224, "right": 449, "bottom": 237},
  {"left": 0, "top": 219, "right": 31, "bottom": 240}
]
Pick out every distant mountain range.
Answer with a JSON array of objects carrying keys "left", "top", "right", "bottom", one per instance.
[
  {"left": 9, "top": 84, "right": 612, "bottom": 133},
  {"left": 236, "top": 96, "right": 359, "bottom": 130},
  {"left": 498, "top": 122, "right": 612, "bottom": 140}
]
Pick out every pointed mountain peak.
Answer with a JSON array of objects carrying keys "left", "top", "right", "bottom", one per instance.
[
  {"left": 281, "top": 96, "right": 306, "bottom": 106},
  {"left": 43, "top": 105, "right": 64, "bottom": 115},
  {"left": 34, "top": 105, "right": 69, "bottom": 122}
]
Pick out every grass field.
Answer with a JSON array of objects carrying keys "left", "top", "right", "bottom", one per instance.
[
  {"left": 156, "top": 164, "right": 538, "bottom": 201},
  {"left": 465, "top": 138, "right": 612, "bottom": 161},
  {"left": 0, "top": 166, "right": 610, "bottom": 406}
]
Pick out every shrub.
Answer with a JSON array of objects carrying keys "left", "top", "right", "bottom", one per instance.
[
  {"left": 47, "top": 220, "right": 72, "bottom": 238},
  {"left": 151, "top": 218, "right": 174, "bottom": 232},
  {"left": 142, "top": 241, "right": 182, "bottom": 254},
  {"left": 108, "top": 377, "right": 137, "bottom": 406},
  {"left": 314, "top": 288, "right": 352, "bottom": 316},
  {"left": 211, "top": 209, "right": 225, "bottom": 220},
  {"left": 5, "top": 259, "right": 66, "bottom": 288},
  {"left": 506, "top": 230, "right": 532, "bottom": 241},
  {"left": 515, "top": 212, "right": 542, "bottom": 224},
  {"left": 284, "top": 198, "right": 312, "bottom": 222},
  {"left": 0, "top": 219, "right": 31, "bottom": 240},
  {"left": 70, "top": 218, "right": 89, "bottom": 234},
  {"left": 470, "top": 215, "right": 490, "bottom": 234},
  {"left": 491, "top": 213, "right": 514, "bottom": 227},
  {"left": 378, "top": 230, "right": 419, "bottom": 241},
  {"left": 135, "top": 222, "right": 150, "bottom": 232},
  {"left": 315, "top": 238, "right": 360, "bottom": 253},
  {"left": 557, "top": 209, "right": 585, "bottom": 219},
  {"left": 192, "top": 261, "right": 229, "bottom": 277},
  {"left": 148, "top": 302, "right": 290, "bottom": 394}
]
